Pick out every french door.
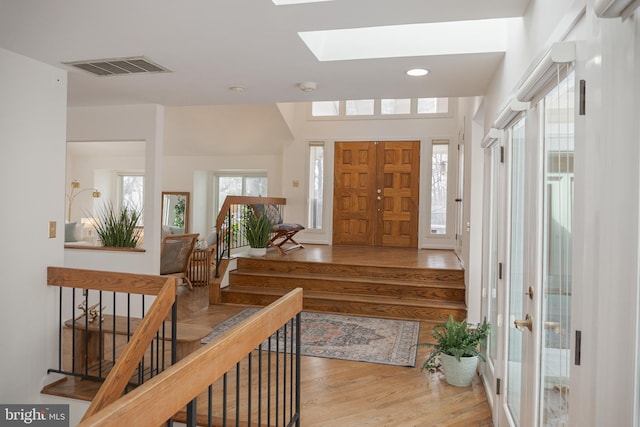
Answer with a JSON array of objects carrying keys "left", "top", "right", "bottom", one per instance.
[
  {"left": 496, "top": 69, "right": 575, "bottom": 426},
  {"left": 332, "top": 141, "right": 419, "bottom": 247}
]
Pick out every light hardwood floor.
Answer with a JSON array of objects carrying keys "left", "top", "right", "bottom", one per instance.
[{"left": 181, "top": 263, "right": 493, "bottom": 426}]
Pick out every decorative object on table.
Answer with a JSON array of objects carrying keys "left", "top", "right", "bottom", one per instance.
[
  {"left": 74, "top": 301, "right": 105, "bottom": 323},
  {"left": 241, "top": 208, "right": 272, "bottom": 256},
  {"left": 202, "top": 308, "right": 420, "bottom": 367},
  {"left": 91, "top": 202, "right": 143, "bottom": 248},
  {"left": 65, "top": 180, "right": 101, "bottom": 242},
  {"left": 422, "top": 315, "right": 490, "bottom": 387}
]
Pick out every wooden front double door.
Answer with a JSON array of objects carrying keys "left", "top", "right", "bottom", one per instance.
[{"left": 333, "top": 141, "right": 420, "bottom": 247}]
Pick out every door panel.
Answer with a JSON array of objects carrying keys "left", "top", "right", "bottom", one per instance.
[
  {"left": 333, "top": 141, "right": 419, "bottom": 247},
  {"left": 377, "top": 141, "right": 419, "bottom": 247},
  {"left": 333, "top": 142, "right": 376, "bottom": 245}
]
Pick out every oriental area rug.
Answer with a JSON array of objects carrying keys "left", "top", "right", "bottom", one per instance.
[{"left": 201, "top": 308, "right": 420, "bottom": 367}]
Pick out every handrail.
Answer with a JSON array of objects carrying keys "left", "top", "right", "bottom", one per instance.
[
  {"left": 47, "top": 266, "right": 169, "bottom": 296},
  {"left": 78, "top": 288, "right": 303, "bottom": 427},
  {"left": 213, "top": 196, "right": 286, "bottom": 279},
  {"left": 215, "top": 195, "right": 286, "bottom": 233},
  {"left": 81, "top": 277, "right": 177, "bottom": 420}
]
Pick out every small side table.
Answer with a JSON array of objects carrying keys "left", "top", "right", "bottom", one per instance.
[{"left": 189, "top": 248, "right": 212, "bottom": 287}]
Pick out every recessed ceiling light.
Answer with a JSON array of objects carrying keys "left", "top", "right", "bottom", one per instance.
[
  {"left": 229, "top": 86, "right": 245, "bottom": 92},
  {"left": 407, "top": 68, "right": 429, "bottom": 77}
]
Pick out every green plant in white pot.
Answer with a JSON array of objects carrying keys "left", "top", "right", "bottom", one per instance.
[
  {"left": 422, "top": 315, "right": 490, "bottom": 387},
  {"left": 242, "top": 209, "right": 272, "bottom": 256}
]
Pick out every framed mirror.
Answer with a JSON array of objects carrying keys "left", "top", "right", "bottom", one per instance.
[{"left": 161, "top": 192, "right": 190, "bottom": 235}]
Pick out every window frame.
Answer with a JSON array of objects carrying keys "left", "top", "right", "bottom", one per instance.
[
  {"left": 213, "top": 171, "right": 268, "bottom": 214},
  {"left": 308, "top": 98, "right": 453, "bottom": 121}
]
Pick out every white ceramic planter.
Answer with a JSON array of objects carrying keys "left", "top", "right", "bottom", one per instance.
[
  {"left": 440, "top": 353, "right": 478, "bottom": 387},
  {"left": 249, "top": 247, "right": 267, "bottom": 257}
]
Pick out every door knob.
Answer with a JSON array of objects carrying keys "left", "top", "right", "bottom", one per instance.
[
  {"left": 376, "top": 196, "right": 382, "bottom": 200},
  {"left": 377, "top": 189, "right": 382, "bottom": 194},
  {"left": 514, "top": 314, "right": 532, "bottom": 332}
]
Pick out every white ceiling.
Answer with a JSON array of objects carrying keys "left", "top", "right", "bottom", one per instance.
[{"left": 0, "top": 0, "right": 530, "bottom": 107}]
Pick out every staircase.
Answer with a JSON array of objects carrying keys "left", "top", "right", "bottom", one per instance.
[{"left": 221, "top": 256, "right": 467, "bottom": 322}]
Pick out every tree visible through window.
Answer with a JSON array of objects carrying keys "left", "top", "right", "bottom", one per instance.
[
  {"left": 430, "top": 141, "right": 449, "bottom": 235},
  {"left": 119, "top": 174, "right": 144, "bottom": 223},
  {"left": 216, "top": 173, "right": 268, "bottom": 213},
  {"left": 308, "top": 143, "right": 324, "bottom": 229}
]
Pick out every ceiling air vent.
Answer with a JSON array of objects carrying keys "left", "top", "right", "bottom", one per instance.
[{"left": 63, "top": 56, "right": 171, "bottom": 77}]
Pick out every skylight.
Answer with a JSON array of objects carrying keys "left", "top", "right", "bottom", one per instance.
[{"left": 298, "top": 18, "right": 513, "bottom": 61}]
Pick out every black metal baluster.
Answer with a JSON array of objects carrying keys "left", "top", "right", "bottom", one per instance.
[
  {"left": 57, "top": 287, "right": 62, "bottom": 371},
  {"left": 208, "top": 384, "right": 213, "bottom": 427},
  {"left": 236, "top": 361, "right": 240, "bottom": 427},
  {"left": 98, "top": 291, "right": 103, "bottom": 377},
  {"left": 258, "top": 343, "right": 263, "bottom": 427},
  {"left": 112, "top": 293, "right": 117, "bottom": 368},
  {"left": 295, "top": 312, "right": 301, "bottom": 427},
  {"left": 283, "top": 323, "right": 287, "bottom": 427},
  {"left": 289, "top": 318, "right": 294, "bottom": 422},
  {"left": 223, "top": 372, "right": 228, "bottom": 426},
  {"left": 83, "top": 289, "right": 89, "bottom": 377},
  {"left": 71, "top": 290, "right": 76, "bottom": 373},
  {"left": 268, "top": 336, "right": 272, "bottom": 427},
  {"left": 276, "top": 329, "right": 280, "bottom": 427},
  {"left": 248, "top": 353, "right": 252, "bottom": 427}
]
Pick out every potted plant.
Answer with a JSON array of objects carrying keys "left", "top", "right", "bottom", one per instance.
[
  {"left": 242, "top": 209, "right": 272, "bottom": 256},
  {"left": 92, "top": 202, "right": 143, "bottom": 248},
  {"left": 422, "top": 315, "right": 490, "bottom": 387}
]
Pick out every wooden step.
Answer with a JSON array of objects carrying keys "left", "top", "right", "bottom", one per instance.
[
  {"left": 229, "top": 270, "right": 465, "bottom": 302},
  {"left": 235, "top": 257, "right": 464, "bottom": 285},
  {"left": 221, "top": 286, "right": 466, "bottom": 322}
]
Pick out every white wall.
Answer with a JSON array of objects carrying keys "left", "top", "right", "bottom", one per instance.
[
  {"left": 0, "top": 47, "right": 90, "bottom": 419},
  {"left": 65, "top": 105, "right": 164, "bottom": 274},
  {"left": 459, "top": 96, "right": 486, "bottom": 324}
]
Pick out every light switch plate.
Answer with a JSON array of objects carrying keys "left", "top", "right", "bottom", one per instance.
[{"left": 49, "top": 221, "right": 56, "bottom": 238}]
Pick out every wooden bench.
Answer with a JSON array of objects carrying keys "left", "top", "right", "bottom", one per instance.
[{"left": 64, "top": 314, "right": 211, "bottom": 373}]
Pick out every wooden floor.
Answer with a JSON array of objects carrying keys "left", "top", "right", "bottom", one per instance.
[
  {"left": 44, "top": 246, "right": 493, "bottom": 426},
  {"left": 257, "top": 244, "right": 464, "bottom": 270},
  {"left": 185, "top": 246, "right": 492, "bottom": 426}
]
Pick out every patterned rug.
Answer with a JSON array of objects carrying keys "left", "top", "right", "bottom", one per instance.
[{"left": 201, "top": 308, "right": 420, "bottom": 367}]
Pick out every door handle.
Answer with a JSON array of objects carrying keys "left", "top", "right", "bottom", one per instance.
[
  {"left": 455, "top": 198, "right": 462, "bottom": 202},
  {"left": 514, "top": 314, "right": 533, "bottom": 332}
]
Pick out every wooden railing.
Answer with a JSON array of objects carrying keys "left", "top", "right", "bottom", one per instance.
[
  {"left": 46, "top": 267, "right": 180, "bottom": 395},
  {"left": 78, "top": 288, "right": 304, "bottom": 426},
  {"left": 213, "top": 196, "right": 286, "bottom": 276}
]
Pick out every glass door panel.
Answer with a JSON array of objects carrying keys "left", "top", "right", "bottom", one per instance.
[
  {"left": 506, "top": 118, "right": 526, "bottom": 425},
  {"left": 540, "top": 71, "right": 574, "bottom": 426},
  {"left": 488, "top": 145, "right": 500, "bottom": 367}
]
